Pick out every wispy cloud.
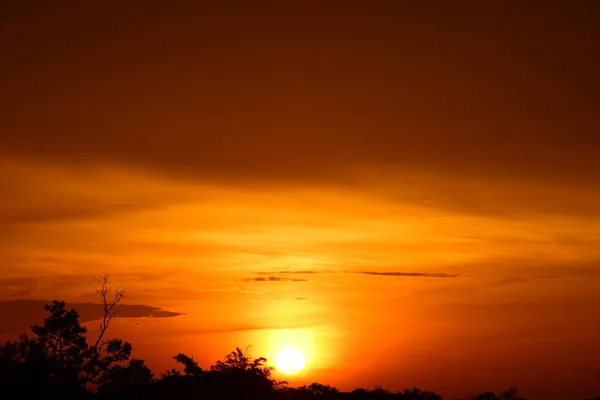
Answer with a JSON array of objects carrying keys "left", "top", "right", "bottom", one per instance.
[
  {"left": 252, "top": 270, "right": 458, "bottom": 279},
  {"left": 357, "top": 271, "right": 458, "bottom": 278},
  {"left": 243, "top": 276, "right": 307, "bottom": 283},
  {"left": 257, "top": 270, "right": 318, "bottom": 275}
]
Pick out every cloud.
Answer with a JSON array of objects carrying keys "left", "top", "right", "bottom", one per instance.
[
  {"left": 253, "top": 270, "right": 458, "bottom": 279},
  {"left": 489, "top": 276, "right": 528, "bottom": 287},
  {"left": 357, "top": 271, "right": 458, "bottom": 278},
  {"left": 243, "top": 276, "right": 307, "bottom": 283},
  {"left": 257, "top": 270, "right": 318, "bottom": 275},
  {"left": 0, "top": 300, "right": 184, "bottom": 335}
]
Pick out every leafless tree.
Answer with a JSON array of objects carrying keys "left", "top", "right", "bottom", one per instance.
[{"left": 93, "top": 273, "right": 128, "bottom": 349}]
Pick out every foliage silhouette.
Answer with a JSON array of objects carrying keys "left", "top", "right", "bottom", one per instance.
[
  {"left": 399, "top": 387, "right": 442, "bottom": 399},
  {"left": 210, "top": 346, "right": 272, "bottom": 377},
  {"left": 0, "top": 299, "right": 131, "bottom": 398},
  {"left": 2, "top": 295, "right": 598, "bottom": 400},
  {"left": 0, "top": 276, "right": 134, "bottom": 398},
  {"left": 468, "top": 387, "right": 525, "bottom": 400},
  {"left": 173, "top": 353, "right": 203, "bottom": 376}
]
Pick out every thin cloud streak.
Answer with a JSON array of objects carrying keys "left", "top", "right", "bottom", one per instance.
[
  {"left": 253, "top": 270, "right": 458, "bottom": 279},
  {"left": 243, "top": 276, "right": 307, "bottom": 283},
  {"left": 257, "top": 270, "right": 319, "bottom": 275},
  {"left": 358, "top": 271, "right": 459, "bottom": 278}
]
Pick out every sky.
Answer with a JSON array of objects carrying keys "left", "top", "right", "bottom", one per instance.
[{"left": 1, "top": 1, "right": 599, "bottom": 399}]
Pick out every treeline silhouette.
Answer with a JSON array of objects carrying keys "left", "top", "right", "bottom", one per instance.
[
  {"left": 0, "top": 299, "right": 516, "bottom": 400},
  {"left": 0, "top": 282, "right": 592, "bottom": 400}
]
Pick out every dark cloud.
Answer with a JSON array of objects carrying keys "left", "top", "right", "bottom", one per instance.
[
  {"left": 254, "top": 270, "right": 458, "bottom": 279},
  {"left": 357, "top": 271, "right": 458, "bottom": 278},
  {"left": 271, "top": 260, "right": 600, "bottom": 284},
  {"left": 258, "top": 270, "right": 319, "bottom": 275},
  {"left": 243, "top": 276, "right": 307, "bottom": 283},
  {"left": 0, "top": 300, "right": 184, "bottom": 335}
]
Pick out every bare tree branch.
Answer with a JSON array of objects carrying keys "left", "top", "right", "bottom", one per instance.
[{"left": 93, "top": 274, "right": 129, "bottom": 349}]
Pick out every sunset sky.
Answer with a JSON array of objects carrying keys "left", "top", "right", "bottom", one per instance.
[{"left": 1, "top": 2, "right": 599, "bottom": 399}]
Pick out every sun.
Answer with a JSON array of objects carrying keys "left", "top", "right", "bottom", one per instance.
[{"left": 275, "top": 347, "right": 306, "bottom": 375}]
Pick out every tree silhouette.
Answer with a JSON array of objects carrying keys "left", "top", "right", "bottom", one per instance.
[
  {"left": 371, "top": 385, "right": 390, "bottom": 396},
  {"left": 346, "top": 386, "right": 441, "bottom": 399},
  {"left": 210, "top": 347, "right": 284, "bottom": 396},
  {"left": 93, "top": 274, "right": 128, "bottom": 348},
  {"left": 297, "top": 382, "right": 340, "bottom": 398},
  {"left": 0, "top": 286, "right": 548, "bottom": 400},
  {"left": 470, "top": 388, "right": 525, "bottom": 400},
  {"left": 173, "top": 353, "right": 203, "bottom": 376},
  {"left": 210, "top": 346, "right": 272, "bottom": 379},
  {"left": 473, "top": 393, "right": 499, "bottom": 400},
  {"left": 499, "top": 387, "right": 525, "bottom": 400},
  {"left": 399, "top": 387, "right": 442, "bottom": 399},
  {"left": 0, "top": 276, "right": 136, "bottom": 397},
  {"left": 103, "top": 358, "right": 153, "bottom": 385},
  {"left": 30, "top": 301, "right": 88, "bottom": 363}
]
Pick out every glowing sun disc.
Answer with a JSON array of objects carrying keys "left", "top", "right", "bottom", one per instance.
[{"left": 276, "top": 348, "right": 306, "bottom": 374}]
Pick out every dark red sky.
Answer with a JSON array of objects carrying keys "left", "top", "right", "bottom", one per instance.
[
  {"left": 1, "top": 2, "right": 599, "bottom": 399},
  {"left": 3, "top": 1, "right": 599, "bottom": 184}
]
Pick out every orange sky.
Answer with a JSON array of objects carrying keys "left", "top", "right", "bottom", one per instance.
[{"left": 1, "top": 2, "right": 599, "bottom": 399}]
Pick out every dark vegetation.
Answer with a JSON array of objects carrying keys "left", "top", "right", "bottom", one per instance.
[{"left": 0, "top": 276, "right": 586, "bottom": 400}]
